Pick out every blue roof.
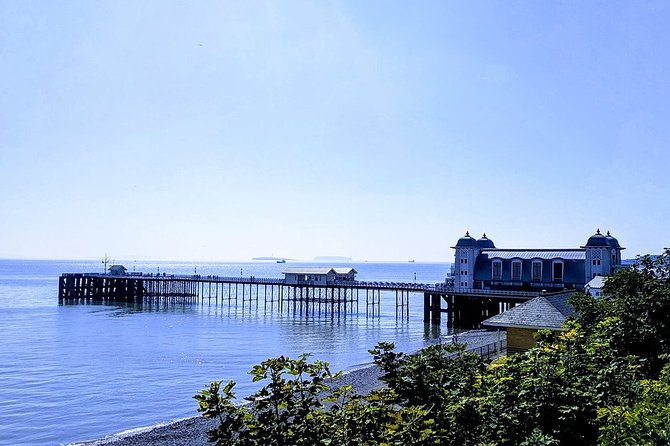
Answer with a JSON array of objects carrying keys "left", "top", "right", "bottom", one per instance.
[
  {"left": 453, "top": 232, "right": 478, "bottom": 248},
  {"left": 584, "top": 229, "right": 610, "bottom": 247},
  {"left": 476, "top": 234, "right": 496, "bottom": 248},
  {"left": 605, "top": 231, "right": 622, "bottom": 249}
]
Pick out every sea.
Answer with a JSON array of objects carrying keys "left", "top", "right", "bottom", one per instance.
[{"left": 0, "top": 259, "right": 453, "bottom": 446}]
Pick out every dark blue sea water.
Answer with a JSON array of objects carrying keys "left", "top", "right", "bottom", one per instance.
[{"left": 0, "top": 259, "right": 451, "bottom": 446}]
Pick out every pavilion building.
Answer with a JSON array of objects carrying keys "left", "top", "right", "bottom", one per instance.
[{"left": 451, "top": 229, "right": 624, "bottom": 293}]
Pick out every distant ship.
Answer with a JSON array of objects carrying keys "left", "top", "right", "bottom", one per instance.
[
  {"left": 276, "top": 259, "right": 286, "bottom": 263},
  {"left": 409, "top": 259, "right": 415, "bottom": 263}
]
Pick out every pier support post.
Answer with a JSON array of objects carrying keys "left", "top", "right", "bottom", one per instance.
[{"left": 431, "top": 294, "right": 441, "bottom": 324}]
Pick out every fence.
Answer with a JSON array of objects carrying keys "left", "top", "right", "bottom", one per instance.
[{"left": 445, "top": 338, "right": 507, "bottom": 360}]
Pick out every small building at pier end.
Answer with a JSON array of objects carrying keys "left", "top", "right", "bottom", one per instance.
[
  {"left": 451, "top": 229, "right": 624, "bottom": 293},
  {"left": 108, "top": 265, "right": 127, "bottom": 276},
  {"left": 283, "top": 267, "right": 357, "bottom": 285}
]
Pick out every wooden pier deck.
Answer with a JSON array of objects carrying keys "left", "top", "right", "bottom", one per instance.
[{"left": 58, "top": 273, "right": 544, "bottom": 328}]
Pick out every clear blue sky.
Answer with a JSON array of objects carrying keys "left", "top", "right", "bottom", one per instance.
[{"left": 1, "top": 1, "right": 668, "bottom": 262}]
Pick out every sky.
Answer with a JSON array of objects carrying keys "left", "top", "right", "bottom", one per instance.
[{"left": 1, "top": 1, "right": 669, "bottom": 262}]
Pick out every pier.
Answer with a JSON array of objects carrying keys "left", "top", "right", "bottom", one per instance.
[
  {"left": 59, "top": 273, "right": 398, "bottom": 319},
  {"left": 58, "top": 273, "right": 549, "bottom": 328}
]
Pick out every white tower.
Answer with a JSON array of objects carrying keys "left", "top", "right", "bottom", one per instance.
[
  {"left": 582, "top": 229, "right": 623, "bottom": 283},
  {"left": 451, "top": 232, "right": 481, "bottom": 290},
  {"left": 605, "top": 231, "right": 624, "bottom": 267}
]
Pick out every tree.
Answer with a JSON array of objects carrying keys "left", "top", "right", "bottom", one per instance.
[
  {"left": 479, "top": 325, "right": 641, "bottom": 445},
  {"left": 195, "top": 350, "right": 440, "bottom": 446},
  {"left": 195, "top": 354, "right": 336, "bottom": 445},
  {"left": 597, "top": 364, "right": 670, "bottom": 445},
  {"left": 572, "top": 248, "right": 670, "bottom": 378},
  {"left": 370, "top": 341, "right": 488, "bottom": 445}
]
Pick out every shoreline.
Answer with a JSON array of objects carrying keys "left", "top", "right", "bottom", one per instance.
[
  {"left": 74, "top": 364, "right": 385, "bottom": 446},
  {"left": 73, "top": 330, "right": 502, "bottom": 446}
]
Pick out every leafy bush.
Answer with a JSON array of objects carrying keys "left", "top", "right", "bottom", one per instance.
[
  {"left": 195, "top": 353, "right": 337, "bottom": 445},
  {"left": 597, "top": 364, "right": 670, "bottom": 445},
  {"left": 194, "top": 350, "right": 440, "bottom": 445},
  {"left": 572, "top": 249, "right": 670, "bottom": 378}
]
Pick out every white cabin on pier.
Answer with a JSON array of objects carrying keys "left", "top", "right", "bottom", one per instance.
[{"left": 283, "top": 267, "right": 357, "bottom": 285}]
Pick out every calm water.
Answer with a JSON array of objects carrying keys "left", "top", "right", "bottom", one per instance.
[{"left": 0, "top": 259, "right": 451, "bottom": 446}]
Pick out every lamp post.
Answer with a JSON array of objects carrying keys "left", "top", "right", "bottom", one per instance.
[{"left": 102, "top": 253, "right": 110, "bottom": 274}]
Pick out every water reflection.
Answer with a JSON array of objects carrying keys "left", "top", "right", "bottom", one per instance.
[{"left": 59, "top": 300, "right": 201, "bottom": 317}]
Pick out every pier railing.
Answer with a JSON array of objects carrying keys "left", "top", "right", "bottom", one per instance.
[
  {"left": 61, "top": 272, "right": 544, "bottom": 297},
  {"left": 434, "top": 287, "right": 539, "bottom": 297},
  {"left": 75, "top": 272, "right": 286, "bottom": 285}
]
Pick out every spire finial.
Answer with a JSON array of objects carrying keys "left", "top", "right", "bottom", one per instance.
[
  {"left": 465, "top": 231, "right": 470, "bottom": 237},
  {"left": 607, "top": 230, "right": 611, "bottom": 236},
  {"left": 482, "top": 233, "right": 487, "bottom": 238},
  {"left": 596, "top": 228, "right": 601, "bottom": 235}
]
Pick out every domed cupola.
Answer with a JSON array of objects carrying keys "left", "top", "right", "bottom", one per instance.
[
  {"left": 583, "top": 229, "right": 610, "bottom": 248},
  {"left": 605, "top": 231, "right": 621, "bottom": 249},
  {"left": 476, "top": 233, "right": 496, "bottom": 249},
  {"left": 455, "top": 231, "right": 478, "bottom": 248}
]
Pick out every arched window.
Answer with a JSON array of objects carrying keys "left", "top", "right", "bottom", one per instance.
[
  {"left": 492, "top": 260, "right": 502, "bottom": 281},
  {"left": 512, "top": 260, "right": 522, "bottom": 281},
  {"left": 532, "top": 260, "right": 542, "bottom": 282},
  {"left": 552, "top": 260, "right": 564, "bottom": 282}
]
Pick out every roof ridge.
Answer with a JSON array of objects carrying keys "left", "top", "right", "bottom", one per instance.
[
  {"left": 481, "top": 248, "right": 585, "bottom": 252},
  {"left": 482, "top": 295, "right": 571, "bottom": 329}
]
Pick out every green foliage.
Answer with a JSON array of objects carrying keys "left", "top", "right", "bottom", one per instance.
[
  {"left": 324, "top": 388, "right": 439, "bottom": 446},
  {"left": 572, "top": 248, "right": 670, "bottom": 378},
  {"left": 370, "top": 341, "right": 487, "bottom": 445},
  {"left": 194, "top": 351, "right": 444, "bottom": 445},
  {"left": 479, "top": 325, "right": 642, "bottom": 445},
  {"left": 241, "top": 355, "right": 327, "bottom": 445},
  {"left": 196, "top": 249, "right": 670, "bottom": 444},
  {"left": 370, "top": 341, "right": 486, "bottom": 407},
  {"left": 193, "top": 379, "right": 246, "bottom": 444},
  {"left": 597, "top": 364, "right": 670, "bottom": 445},
  {"left": 197, "top": 353, "right": 339, "bottom": 445}
]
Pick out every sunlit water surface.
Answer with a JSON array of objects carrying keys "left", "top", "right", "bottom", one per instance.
[{"left": 0, "top": 259, "right": 451, "bottom": 445}]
